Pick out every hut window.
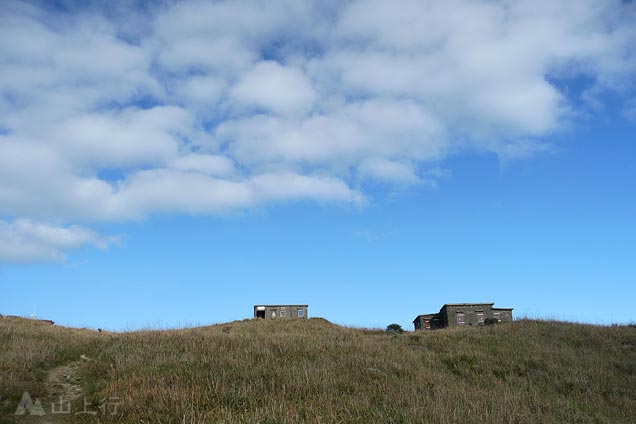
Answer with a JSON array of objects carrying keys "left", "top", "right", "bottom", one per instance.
[
  {"left": 456, "top": 313, "right": 465, "bottom": 324},
  {"left": 298, "top": 308, "right": 304, "bottom": 317},
  {"left": 477, "top": 312, "right": 485, "bottom": 323},
  {"left": 279, "top": 308, "right": 286, "bottom": 318}
]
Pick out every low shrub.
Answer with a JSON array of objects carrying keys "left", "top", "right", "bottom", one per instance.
[{"left": 484, "top": 317, "right": 499, "bottom": 326}]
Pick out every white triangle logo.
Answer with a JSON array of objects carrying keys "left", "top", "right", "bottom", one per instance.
[{"left": 14, "top": 391, "right": 46, "bottom": 416}]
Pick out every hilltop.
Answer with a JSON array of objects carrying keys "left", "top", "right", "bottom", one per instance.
[{"left": 1, "top": 317, "right": 635, "bottom": 423}]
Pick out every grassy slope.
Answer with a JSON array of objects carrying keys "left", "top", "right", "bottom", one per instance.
[{"left": 1, "top": 317, "right": 635, "bottom": 423}]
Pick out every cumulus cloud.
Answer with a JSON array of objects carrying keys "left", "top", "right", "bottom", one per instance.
[
  {"left": 217, "top": 99, "right": 443, "bottom": 167},
  {"left": 230, "top": 61, "right": 317, "bottom": 116},
  {"left": 169, "top": 154, "right": 235, "bottom": 176},
  {"left": 175, "top": 76, "right": 225, "bottom": 110},
  {"left": 0, "top": 0, "right": 635, "bottom": 261},
  {"left": 109, "top": 170, "right": 363, "bottom": 219},
  {"left": 357, "top": 159, "right": 421, "bottom": 185},
  {"left": 52, "top": 106, "right": 192, "bottom": 170},
  {"left": 0, "top": 219, "right": 120, "bottom": 263}
]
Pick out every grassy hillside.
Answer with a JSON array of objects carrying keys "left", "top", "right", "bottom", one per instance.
[{"left": 1, "top": 317, "right": 635, "bottom": 423}]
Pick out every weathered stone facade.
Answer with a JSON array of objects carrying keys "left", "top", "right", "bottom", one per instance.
[
  {"left": 413, "top": 303, "right": 512, "bottom": 330},
  {"left": 254, "top": 305, "right": 308, "bottom": 320}
]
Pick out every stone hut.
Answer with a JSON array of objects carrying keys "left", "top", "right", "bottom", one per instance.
[
  {"left": 413, "top": 303, "right": 512, "bottom": 330},
  {"left": 254, "top": 305, "right": 308, "bottom": 320}
]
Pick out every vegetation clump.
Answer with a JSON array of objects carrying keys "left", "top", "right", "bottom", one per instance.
[
  {"left": 385, "top": 323, "right": 404, "bottom": 334},
  {"left": 484, "top": 317, "right": 499, "bottom": 325}
]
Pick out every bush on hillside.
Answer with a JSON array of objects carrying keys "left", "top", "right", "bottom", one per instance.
[{"left": 386, "top": 323, "right": 404, "bottom": 334}]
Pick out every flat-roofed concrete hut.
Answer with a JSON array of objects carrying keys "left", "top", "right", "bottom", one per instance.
[
  {"left": 413, "top": 303, "right": 512, "bottom": 330},
  {"left": 253, "top": 305, "right": 308, "bottom": 320}
]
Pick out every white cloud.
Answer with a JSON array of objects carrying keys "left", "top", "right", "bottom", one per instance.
[
  {"left": 156, "top": 36, "right": 255, "bottom": 76},
  {"left": 109, "top": 170, "right": 363, "bottom": 218},
  {"left": 357, "top": 159, "right": 421, "bottom": 185},
  {"left": 249, "top": 172, "right": 364, "bottom": 205},
  {"left": 0, "top": 219, "right": 120, "bottom": 263},
  {"left": 218, "top": 99, "right": 442, "bottom": 167},
  {"left": 495, "top": 139, "right": 555, "bottom": 162},
  {"left": 0, "top": 5, "right": 160, "bottom": 134},
  {"left": 169, "top": 154, "right": 235, "bottom": 176},
  {"left": 52, "top": 106, "right": 192, "bottom": 170},
  {"left": 110, "top": 170, "right": 255, "bottom": 216},
  {"left": 230, "top": 61, "right": 317, "bottom": 116},
  {"left": 0, "top": 0, "right": 634, "bottom": 262},
  {"left": 174, "top": 76, "right": 226, "bottom": 110}
]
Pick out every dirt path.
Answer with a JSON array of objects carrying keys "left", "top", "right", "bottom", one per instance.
[
  {"left": 12, "top": 358, "right": 86, "bottom": 423},
  {"left": 46, "top": 361, "right": 85, "bottom": 408}
]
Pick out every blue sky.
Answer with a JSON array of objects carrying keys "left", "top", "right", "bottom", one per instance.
[{"left": 1, "top": 0, "right": 635, "bottom": 330}]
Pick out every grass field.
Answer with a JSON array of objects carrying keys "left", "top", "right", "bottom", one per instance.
[{"left": 1, "top": 316, "right": 635, "bottom": 423}]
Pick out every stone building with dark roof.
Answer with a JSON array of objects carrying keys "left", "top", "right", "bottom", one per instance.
[
  {"left": 413, "top": 303, "right": 512, "bottom": 330},
  {"left": 253, "top": 305, "right": 308, "bottom": 320}
]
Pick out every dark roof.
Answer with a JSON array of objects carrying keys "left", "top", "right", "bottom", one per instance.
[
  {"left": 412, "top": 313, "right": 441, "bottom": 323},
  {"left": 442, "top": 303, "right": 495, "bottom": 308}
]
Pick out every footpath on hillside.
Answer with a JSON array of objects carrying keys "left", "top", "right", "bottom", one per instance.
[{"left": 10, "top": 357, "right": 90, "bottom": 424}]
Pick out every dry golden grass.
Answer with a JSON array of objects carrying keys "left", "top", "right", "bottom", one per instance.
[{"left": 1, "top": 317, "right": 635, "bottom": 423}]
